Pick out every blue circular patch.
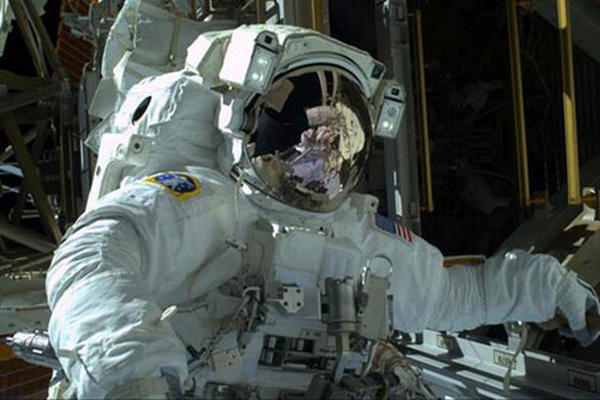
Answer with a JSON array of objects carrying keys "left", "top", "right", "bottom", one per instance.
[
  {"left": 155, "top": 173, "right": 197, "bottom": 193},
  {"left": 142, "top": 172, "right": 202, "bottom": 201}
]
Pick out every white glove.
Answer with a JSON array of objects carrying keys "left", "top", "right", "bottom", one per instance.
[
  {"left": 421, "top": 248, "right": 600, "bottom": 345},
  {"left": 555, "top": 270, "right": 600, "bottom": 346}
]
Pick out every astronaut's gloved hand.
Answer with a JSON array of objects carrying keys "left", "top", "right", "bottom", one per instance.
[{"left": 555, "top": 271, "right": 600, "bottom": 346}]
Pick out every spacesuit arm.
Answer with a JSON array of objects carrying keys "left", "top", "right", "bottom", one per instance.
[
  {"left": 46, "top": 217, "right": 187, "bottom": 399},
  {"left": 389, "top": 235, "right": 600, "bottom": 345}
]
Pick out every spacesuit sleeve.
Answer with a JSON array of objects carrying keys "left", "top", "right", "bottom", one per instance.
[
  {"left": 389, "top": 234, "right": 599, "bottom": 344},
  {"left": 46, "top": 217, "right": 187, "bottom": 399},
  {"left": 422, "top": 248, "right": 563, "bottom": 331}
]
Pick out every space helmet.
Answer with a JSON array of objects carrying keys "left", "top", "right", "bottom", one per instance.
[
  {"left": 188, "top": 25, "right": 402, "bottom": 213},
  {"left": 239, "top": 65, "right": 374, "bottom": 213}
]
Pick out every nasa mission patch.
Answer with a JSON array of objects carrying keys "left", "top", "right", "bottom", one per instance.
[{"left": 142, "top": 172, "right": 202, "bottom": 201}]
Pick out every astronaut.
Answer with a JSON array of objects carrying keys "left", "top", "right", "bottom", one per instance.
[{"left": 46, "top": 25, "right": 600, "bottom": 399}]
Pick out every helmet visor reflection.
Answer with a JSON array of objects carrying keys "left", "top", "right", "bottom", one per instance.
[{"left": 246, "top": 67, "right": 372, "bottom": 212}]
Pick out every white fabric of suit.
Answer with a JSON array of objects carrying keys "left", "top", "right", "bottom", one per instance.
[
  {"left": 46, "top": 165, "right": 599, "bottom": 398},
  {"left": 50, "top": 20, "right": 599, "bottom": 398}
]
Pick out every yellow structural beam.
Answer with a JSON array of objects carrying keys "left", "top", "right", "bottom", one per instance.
[
  {"left": 255, "top": 0, "right": 266, "bottom": 23},
  {"left": 506, "top": 0, "right": 531, "bottom": 207},
  {"left": 414, "top": 10, "right": 434, "bottom": 212},
  {"left": 557, "top": 0, "right": 581, "bottom": 204},
  {"left": 310, "top": 0, "right": 324, "bottom": 33}
]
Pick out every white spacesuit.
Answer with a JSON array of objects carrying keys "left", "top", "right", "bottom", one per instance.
[{"left": 46, "top": 25, "right": 600, "bottom": 399}]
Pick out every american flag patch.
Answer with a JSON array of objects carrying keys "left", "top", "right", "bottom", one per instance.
[{"left": 375, "top": 214, "right": 413, "bottom": 244}]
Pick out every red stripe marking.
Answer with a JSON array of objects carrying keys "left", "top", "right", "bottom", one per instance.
[{"left": 392, "top": 221, "right": 414, "bottom": 243}]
